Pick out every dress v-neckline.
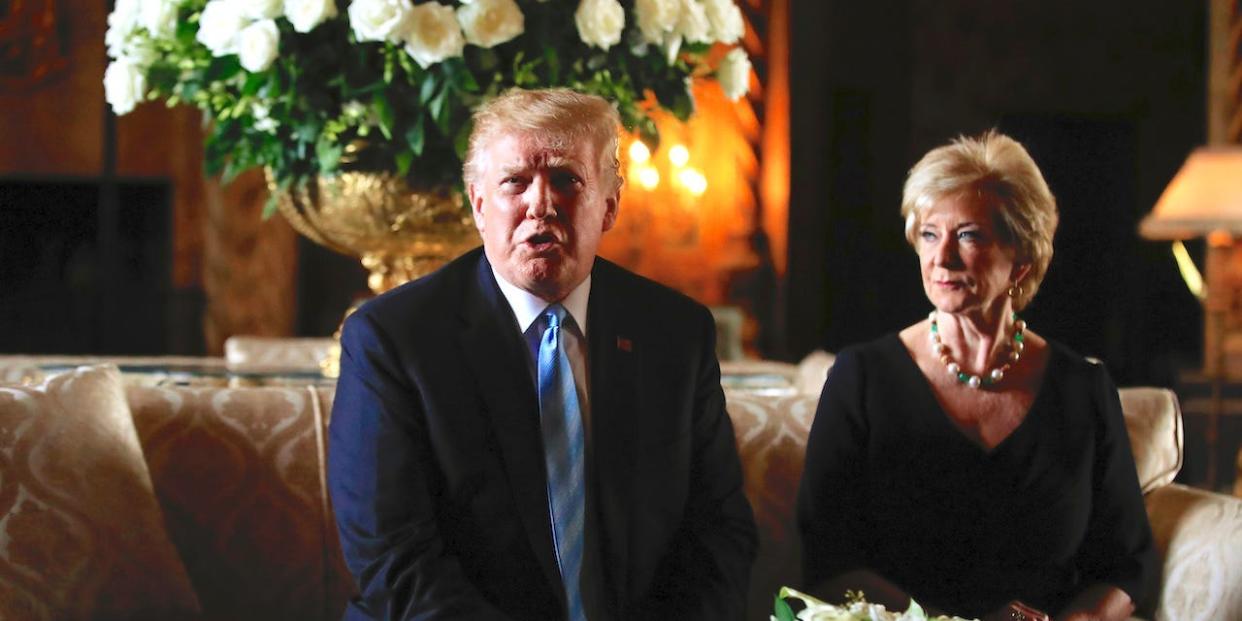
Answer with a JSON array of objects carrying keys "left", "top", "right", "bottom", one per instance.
[{"left": 888, "top": 333, "right": 1055, "bottom": 457}]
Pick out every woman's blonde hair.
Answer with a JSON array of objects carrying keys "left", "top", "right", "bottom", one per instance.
[
  {"left": 462, "top": 88, "right": 622, "bottom": 193},
  {"left": 900, "top": 130, "right": 1059, "bottom": 310}
]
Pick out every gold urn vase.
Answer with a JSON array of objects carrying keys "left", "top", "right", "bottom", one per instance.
[{"left": 269, "top": 170, "right": 480, "bottom": 295}]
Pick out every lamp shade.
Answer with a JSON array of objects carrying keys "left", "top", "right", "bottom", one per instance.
[{"left": 1140, "top": 147, "right": 1242, "bottom": 239}]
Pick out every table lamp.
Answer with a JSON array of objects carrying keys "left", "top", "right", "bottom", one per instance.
[{"left": 1139, "top": 146, "right": 1242, "bottom": 488}]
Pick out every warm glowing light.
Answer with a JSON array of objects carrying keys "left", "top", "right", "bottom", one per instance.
[
  {"left": 628, "top": 140, "right": 651, "bottom": 164},
  {"left": 668, "top": 144, "right": 690, "bottom": 168},
  {"left": 677, "top": 168, "right": 707, "bottom": 196},
  {"left": 636, "top": 166, "right": 660, "bottom": 190}
]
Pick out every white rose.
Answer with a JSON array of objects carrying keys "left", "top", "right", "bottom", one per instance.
[
  {"left": 348, "top": 0, "right": 413, "bottom": 43},
  {"left": 238, "top": 19, "right": 280, "bottom": 72},
  {"left": 197, "top": 0, "right": 248, "bottom": 55},
  {"left": 104, "top": 58, "right": 147, "bottom": 115},
  {"left": 284, "top": 0, "right": 338, "bottom": 33},
  {"left": 140, "top": 0, "right": 179, "bottom": 39},
  {"left": 243, "top": 0, "right": 283, "bottom": 20},
  {"left": 703, "top": 0, "right": 743, "bottom": 44},
  {"left": 716, "top": 46, "right": 751, "bottom": 101},
  {"left": 574, "top": 0, "right": 624, "bottom": 50},
  {"left": 403, "top": 3, "right": 464, "bottom": 68},
  {"left": 676, "top": 0, "right": 710, "bottom": 44},
  {"left": 634, "top": 0, "right": 679, "bottom": 44},
  {"left": 252, "top": 103, "right": 278, "bottom": 133},
  {"left": 106, "top": 0, "right": 142, "bottom": 58},
  {"left": 456, "top": 0, "right": 524, "bottom": 49}
]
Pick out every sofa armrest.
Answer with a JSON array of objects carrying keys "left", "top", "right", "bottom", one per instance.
[{"left": 1144, "top": 483, "right": 1242, "bottom": 621}]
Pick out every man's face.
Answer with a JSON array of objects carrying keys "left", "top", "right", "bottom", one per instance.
[{"left": 469, "top": 131, "right": 619, "bottom": 301}]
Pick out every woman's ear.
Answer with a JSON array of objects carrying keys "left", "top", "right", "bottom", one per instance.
[{"left": 1011, "top": 261, "right": 1032, "bottom": 285}]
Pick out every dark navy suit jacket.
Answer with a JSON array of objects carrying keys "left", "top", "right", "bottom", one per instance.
[{"left": 328, "top": 248, "right": 757, "bottom": 620}]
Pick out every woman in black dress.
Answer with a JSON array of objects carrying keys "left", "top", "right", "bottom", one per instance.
[{"left": 796, "top": 131, "right": 1156, "bottom": 621}]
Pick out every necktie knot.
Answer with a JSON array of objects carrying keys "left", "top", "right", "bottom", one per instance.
[{"left": 544, "top": 304, "right": 567, "bottom": 331}]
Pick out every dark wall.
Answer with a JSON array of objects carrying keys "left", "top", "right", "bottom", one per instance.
[{"left": 787, "top": 0, "right": 1205, "bottom": 386}]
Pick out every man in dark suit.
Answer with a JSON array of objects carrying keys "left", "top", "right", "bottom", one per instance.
[{"left": 328, "top": 88, "right": 756, "bottom": 621}]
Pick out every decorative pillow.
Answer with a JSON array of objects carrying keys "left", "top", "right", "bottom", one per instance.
[
  {"left": 1118, "top": 387, "right": 1183, "bottom": 494},
  {"left": 0, "top": 365, "right": 201, "bottom": 620}
]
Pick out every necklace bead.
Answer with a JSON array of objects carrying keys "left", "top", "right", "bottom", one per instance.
[{"left": 928, "top": 311, "right": 1025, "bottom": 389}]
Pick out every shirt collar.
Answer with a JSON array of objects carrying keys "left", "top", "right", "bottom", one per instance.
[{"left": 492, "top": 267, "right": 591, "bottom": 336}]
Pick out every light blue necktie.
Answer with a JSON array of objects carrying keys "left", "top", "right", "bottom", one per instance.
[{"left": 537, "top": 304, "right": 586, "bottom": 621}]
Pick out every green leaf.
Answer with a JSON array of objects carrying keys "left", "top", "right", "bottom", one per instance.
[
  {"left": 373, "top": 91, "right": 394, "bottom": 140},
  {"left": 405, "top": 115, "right": 425, "bottom": 156},
  {"left": 454, "top": 117, "right": 473, "bottom": 161},
  {"left": 773, "top": 595, "right": 796, "bottom": 621},
  {"left": 420, "top": 73, "right": 439, "bottom": 104},
  {"left": 429, "top": 88, "right": 450, "bottom": 133},
  {"left": 317, "top": 140, "right": 343, "bottom": 174},
  {"left": 395, "top": 150, "right": 413, "bottom": 177}
]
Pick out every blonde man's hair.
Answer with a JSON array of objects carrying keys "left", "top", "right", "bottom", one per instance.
[
  {"left": 900, "top": 130, "right": 1059, "bottom": 310},
  {"left": 463, "top": 88, "right": 623, "bottom": 193}
]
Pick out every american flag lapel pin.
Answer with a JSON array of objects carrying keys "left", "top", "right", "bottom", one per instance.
[{"left": 616, "top": 336, "right": 632, "bottom": 352}]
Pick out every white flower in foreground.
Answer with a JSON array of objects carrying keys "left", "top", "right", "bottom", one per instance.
[
  {"left": 140, "top": 0, "right": 179, "bottom": 39},
  {"left": 284, "top": 0, "right": 338, "bottom": 33},
  {"left": 104, "top": 57, "right": 147, "bottom": 115},
  {"left": 238, "top": 19, "right": 280, "bottom": 72},
  {"left": 252, "top": 103, "right": 278, "bottom": 133},
  {"left": 676, "top": 0, "right": 711, "bottom": 44},
  {"left": 106, "top": 0, "right": 141, "bottom": 58},
  {"left": 243, "top": 0, "right": 283, "bottom": 20},
  {"left": 574, "top": 0, "right": 624, "bottom": 50},
  {"left": 348, "top": 0, "right": 414, "bottom": 43},
  {"left": 456, "top": 0, "right": 524, "bottom": 49},
  {"left": 404, "top": 3, "right": 464, "bottom": 68},
  {"left": 716, "top": 46, "right": 751, "bottom": 100},
  {"left": 703, "top": 0, "right": 744, "bottom": 44},
  {"left": 197, "top": 0, "right": 248, "bottom": 55},
  {"left": 634, "top": 0, "right": 680, "bottom": 44}
]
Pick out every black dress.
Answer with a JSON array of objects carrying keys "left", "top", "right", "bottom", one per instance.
[{"left": 796, "top": 334, "right": 1156, "bottom": 618}]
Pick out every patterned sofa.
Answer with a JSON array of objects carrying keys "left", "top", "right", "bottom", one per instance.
[{"left": 0, "top": 357, "right": 1239, "bottom": 621}]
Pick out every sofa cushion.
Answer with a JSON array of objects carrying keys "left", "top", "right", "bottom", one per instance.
[
  {"left": 0, "top": 365, "right": 201, "bottom": 620},
  {"left": 127, "top": 384, "right": 350, "bottom": 621},
  {"left": 1118, "top": 387, "right": 1183, "bottom": 494},
  {"left": 725, "top": 390, "right": 819, "bottom": 621}
]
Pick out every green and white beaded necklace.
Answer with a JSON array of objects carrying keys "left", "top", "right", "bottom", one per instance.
[{"left": 928, "top": 310, "right": 1026, "bottom": 389}]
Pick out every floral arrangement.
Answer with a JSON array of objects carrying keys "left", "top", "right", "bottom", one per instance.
[
  {"left": 103, "top": 0, "right": 753, "bottom": 209},
  {"left": 773, "top": 588, "right": 978, "bottom": 621}
]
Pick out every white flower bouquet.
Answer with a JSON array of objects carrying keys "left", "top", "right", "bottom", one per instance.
[
  {"left": 103, "top": 0, "right": 753, "bottom": 212},
  {"left": 774, "top": 587, "right": 978, "bottom": 621}
]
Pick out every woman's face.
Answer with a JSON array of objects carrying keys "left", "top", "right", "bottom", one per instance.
[{"left": 916, "top": 192, "right": 1028, "bottom": 318}]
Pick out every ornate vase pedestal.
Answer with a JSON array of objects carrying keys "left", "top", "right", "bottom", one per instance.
[{"left": 268, "top": 171, "right": 480, "bottom": 375}]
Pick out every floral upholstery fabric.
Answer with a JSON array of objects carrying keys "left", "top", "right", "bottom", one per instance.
[
  {"left": 126, "top": 383, "right": 352, "bottom": 621},
  {"left": 0, "top": 366, "right": 201, "bottom": 620},
  {"left": 1145, "top": 483, "right": 1242, "bottom": 621},
  {"left": 224, "top": 336, "right": 337, "bottom": 372},
  {"left": 725, "top": 390, "right": 818, "bottom": 621}
]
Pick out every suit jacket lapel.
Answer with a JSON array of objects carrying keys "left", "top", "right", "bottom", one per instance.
[
  {"left": 457, "top": 256, "right": 563, "bottom": 599},
  {"left": 586, "top": 260, "right": 639, "bottom": 603}
]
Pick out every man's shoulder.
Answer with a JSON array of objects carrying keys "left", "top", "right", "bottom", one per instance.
[{"left": 592, "top": 257, "right": 708, "bottom": 319}]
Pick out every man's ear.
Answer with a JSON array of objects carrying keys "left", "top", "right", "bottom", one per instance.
[
  {"left": 468, "top": 183, "right": 485, "bottom": 234},
  {"left": 601, "top": 190, "right": 619, "bottom": 232}
]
